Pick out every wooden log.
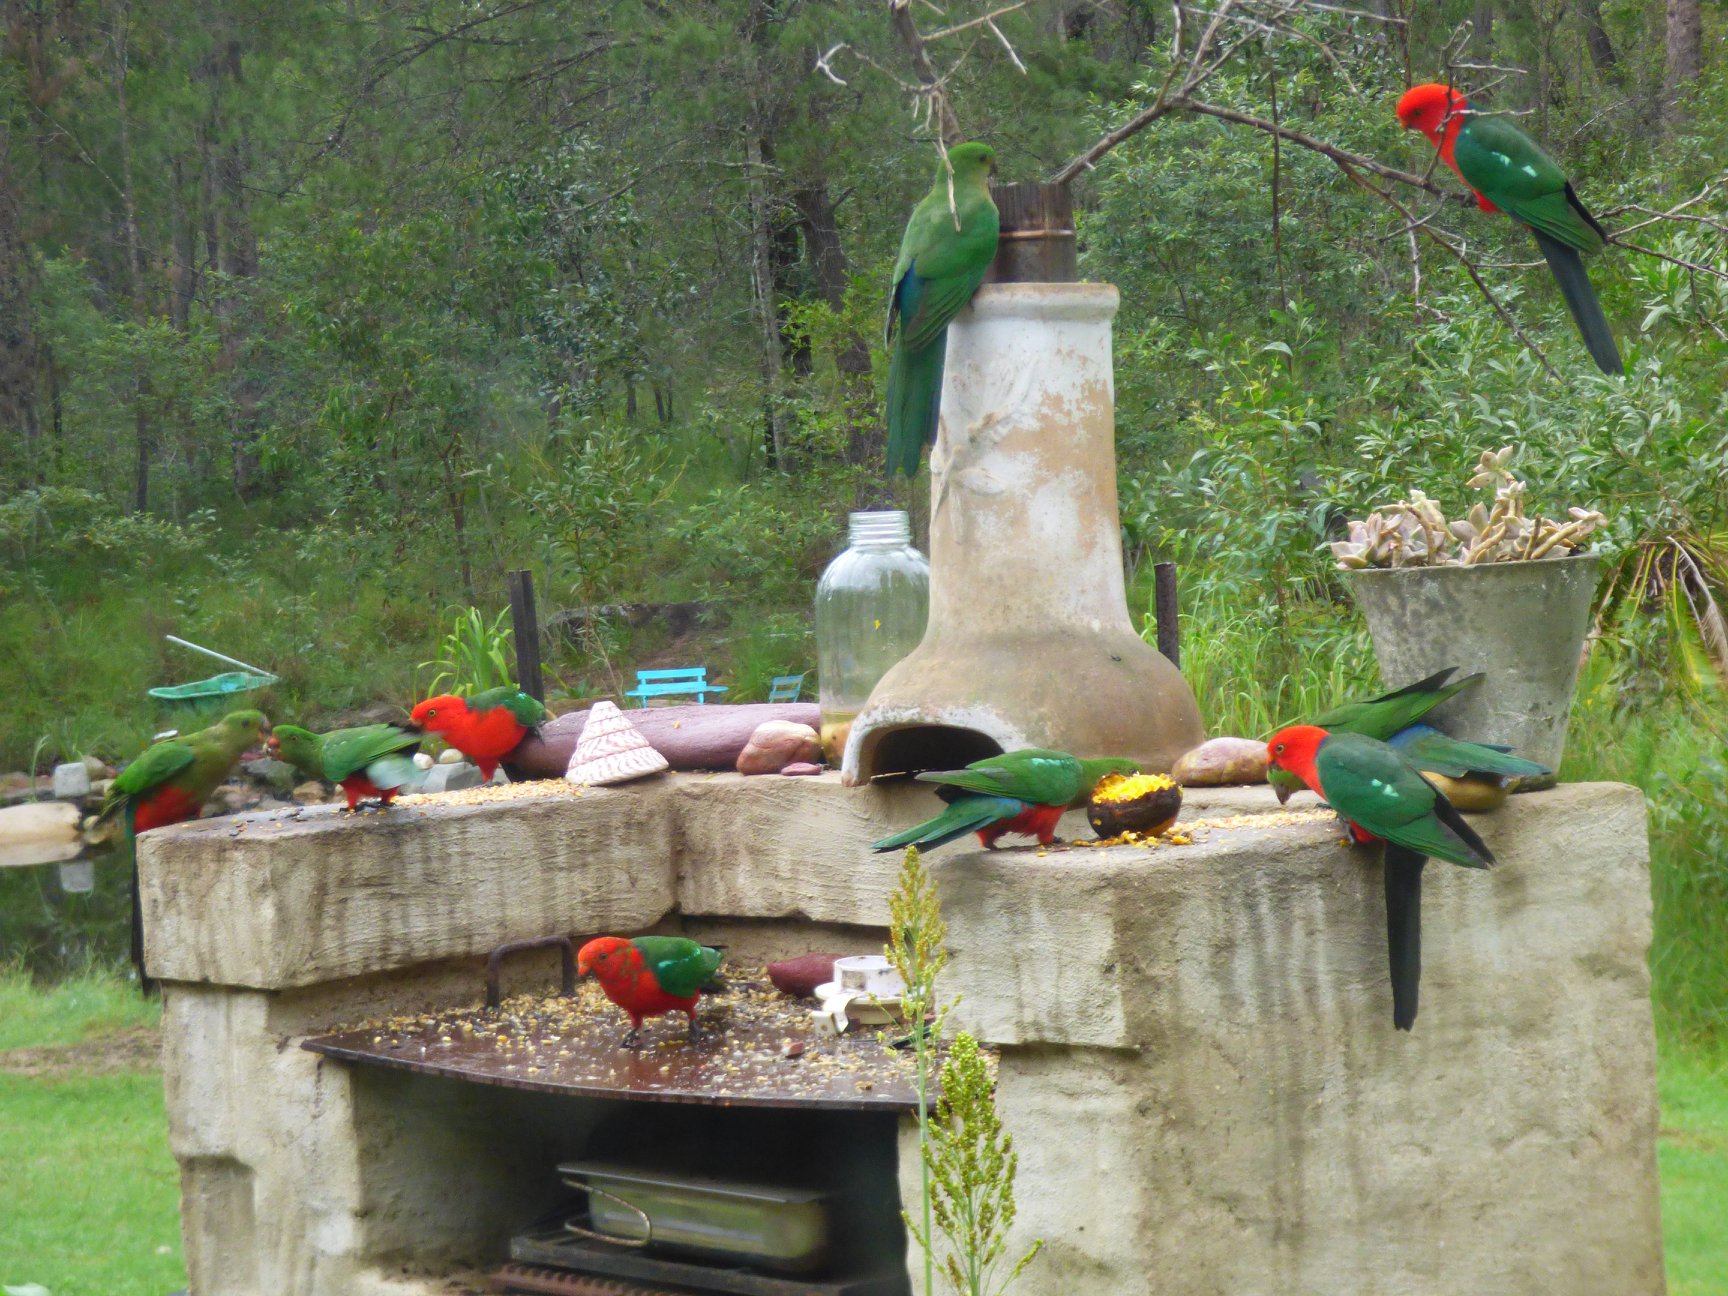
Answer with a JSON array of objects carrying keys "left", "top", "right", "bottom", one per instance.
[{"left": 506, "top": 702, "right": 824, "bottom": 779}]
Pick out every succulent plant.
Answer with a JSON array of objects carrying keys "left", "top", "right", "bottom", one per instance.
[{"left": 1331, "top": 446, "right": 1605, "bottom": 570}]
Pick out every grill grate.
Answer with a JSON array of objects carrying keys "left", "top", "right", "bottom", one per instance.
[{"left": 489, "top": 1263, "right": 693, "bottom": 1296}]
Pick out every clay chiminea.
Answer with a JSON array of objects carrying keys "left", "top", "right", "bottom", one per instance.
[{"left": 843, "top": 183, "right": 1204, "bottom": 784}]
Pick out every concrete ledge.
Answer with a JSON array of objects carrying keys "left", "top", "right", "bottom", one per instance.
[{"left": 141, "top": 773, "right": 1271, "bottom": 988}]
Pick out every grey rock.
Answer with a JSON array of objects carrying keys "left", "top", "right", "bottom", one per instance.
[
  {"left": 420, "top": 762, "right": 483, "bottom": 794},
  {"left": 291, "top": 781, "right": 329, "bottom": 806},
  {"left": 240, "top": 758, "right": 296, "bottom": 793},
  {"left": 51, "top": 761, "right": 91, "bottom": 799}
]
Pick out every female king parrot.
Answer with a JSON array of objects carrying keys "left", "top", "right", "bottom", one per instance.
[
  {"left": 884, "top": 141, "right": 1000, "bottom": 476},
  {"left": 872, "top": 747, "right": 1139, "bottom": 853},
  {"left": 101, "top": 710, "right": 270, "bottom": 992},
  {"left": 269, "top": 722, "right": 425, "bottom": 811}
]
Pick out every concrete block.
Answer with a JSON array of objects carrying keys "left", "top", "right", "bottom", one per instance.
[
  {"left": 140, "top": 787, "right": 683, "bottom": 988},
  {"left": 145, "top": 776, "right": 1662, "bottom": 1296},
  {"left": 51, "top": 760, "right": 90, "bottom": 799},
  {"left": 934, "top": 781, "right": 1663, "bottom": 1295}
]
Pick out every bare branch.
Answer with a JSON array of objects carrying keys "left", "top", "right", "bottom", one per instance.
[
  {"left": 1612, "top": 238, "right": 1728, "bottom": 283},
  {"left": 888, "top": 0, "right": 965, "bottom": 143},
  {"left": 922, "top": 0, "right": 1033, "bottom": 41}
]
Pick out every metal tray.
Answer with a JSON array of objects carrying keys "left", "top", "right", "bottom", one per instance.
[{"left": 559, "top": 1160, "right": 832, "bottom": 1275}]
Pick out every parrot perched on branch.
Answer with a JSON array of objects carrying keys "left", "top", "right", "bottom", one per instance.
[
  {"left": 577, "top": 935, "right": 726, "bottom": 1047},
  {"left": 1267, "top": 725, "right": 1495, "bottom": 1031},
  {"left": 410, "top": 686, "right": 545, "bottom": 780},
  {"left": 1396, "top": 82, "right": 1623, "bottom": 375},
  {"left": 872, "top": 748, "right": 1139, "bottom": 853},
  {"left": 884, "top": 141, "right": 1000, "bottom": 477},
  {"left": 268, "top": 722, "right": 424, "bottom": 811},
  {"left": 100, "top": 710, "right": 270, "bottom": 992},
  {"left": 1269, "top": 667, "right": 1549, "bottom": 804}
]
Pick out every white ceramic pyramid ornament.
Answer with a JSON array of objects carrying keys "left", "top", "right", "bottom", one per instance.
[{"left": 565, "top": 701, "right": 669, "bottom": 786}]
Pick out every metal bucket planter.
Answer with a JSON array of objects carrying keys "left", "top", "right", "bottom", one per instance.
[{"left": 1345, "top": 553, "right": 1601, "bottom": 789}]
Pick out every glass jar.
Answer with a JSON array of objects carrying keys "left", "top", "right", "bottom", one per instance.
[{"left": 815, "top": 510, "right": 930, "bottom": 762}]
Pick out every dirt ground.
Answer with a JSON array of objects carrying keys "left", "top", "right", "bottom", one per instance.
[{"left": 0, "top": 1022, "right": 161, "bottom": 1078}]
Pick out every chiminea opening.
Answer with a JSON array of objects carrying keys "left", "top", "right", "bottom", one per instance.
[
  {"left": 856, "top": 723, "right": 1002, "bottom": 781},
  {"left": 345, "top": 1069, "right": 908, "bottom": 1292}
]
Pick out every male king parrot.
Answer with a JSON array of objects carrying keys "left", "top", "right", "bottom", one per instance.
[
  {"left": 101, "top": 710, "right": 270, "bottom": 992},
  {"left": 268, "top": 722, "right": 425, "bottom": 811},
  {"left": 1268, "top": 725, "right": 1494, "bottom": 1031},
  {"left": 410, "top": 686, "right": 546, "bottom": 780},
  {"left": 872, "top": 747, "right": 1139, "bottom": 853},
  {"left": 1396, "top": 82, "right": 1623, "bottom": 375},
  {"left": 884, "top": 141, "right": 1001, "bottom": 476},
  {"left": 1269, "top": 667, "right": 1550, "bottom": 804},
  {"left": 577, "top": 935, "right": 726, "bottom": 1047}
]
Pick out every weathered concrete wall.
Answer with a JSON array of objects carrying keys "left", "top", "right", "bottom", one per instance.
[
  {"left": 923, "top": 781, "right": 1664, "bottom": 1295},
  {"left": 144, "top": 776, "right": 1663, "bottom": 1295}
]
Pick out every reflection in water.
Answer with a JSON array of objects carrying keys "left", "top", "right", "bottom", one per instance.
[{"left": 0, "top": 844, "right": 134, "bottom": 978}]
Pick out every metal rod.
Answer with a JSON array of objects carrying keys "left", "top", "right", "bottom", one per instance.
[
  {"left": 486, "top": 934, "right": 576, "bottom": 1008},
  {"left": 164, "top": 635, "right": 274, "bottom": 677},
  {"left": 1153, "top": 562, "right": 1180, "bottom": 668},
  {"left": 507, "top": 569, "right": 544, "bottom": 703}
]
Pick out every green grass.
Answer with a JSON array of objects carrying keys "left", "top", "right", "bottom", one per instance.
[
  {"left": 0, "top": 964, "right": 158, "bottom": 1052},
  {"left": 0, "top": 1072, "right": 186, "bottom": 1295},
  {"left": 1660, "top": 1042, "right": 1728, "bottom": 1296},
  {"left": 0, "top": 968, "right": 182, "bottom": 1295}
]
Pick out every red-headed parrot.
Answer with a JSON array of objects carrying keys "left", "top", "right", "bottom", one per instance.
[
  {"left": 1267, "top": 724, "right": 1494, "bottom": 1031},
  {"left": 1269, "top": 667, "right": 1550, "bottom": 803},
  {"left": 885, "top": 141, "right": 1000, "bottom": 476},
  {"left": 1397, "top": 82, "right": 1622, "bottom": 375},
  {"left": 872, "top": 748, "right": 1138, "bottom": 852},
  {"left": 101, "top": 709, "right": 270, "bottom": 991},
  {"left": 577, "top": 935, "right": 726, "bottom": 1047},
  {"left": 268, "top": 722, "right": 424, "bottom": 811},
  {"left": 410, "top": 686, "right": 546, "bottom": 779}
]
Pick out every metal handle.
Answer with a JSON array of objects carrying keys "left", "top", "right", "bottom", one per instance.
[
  {"left": 485, "top": 935, "right": 575, "bottom": 1009},
  {"left": 559, "top": 1178, "right": 653, "bottom": 1249}
]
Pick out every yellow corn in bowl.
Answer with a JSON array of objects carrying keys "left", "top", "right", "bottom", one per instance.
[{"left": 1086, "top": 772, "right": 1182, "bottom": 839}]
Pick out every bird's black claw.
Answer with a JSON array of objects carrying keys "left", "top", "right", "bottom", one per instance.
[
  {"left": 688, "top": 1020, "right": 703, "bottom": 1044},
  {"left": 619, "top": 1030, "right": 641, "bottom": 1050}
]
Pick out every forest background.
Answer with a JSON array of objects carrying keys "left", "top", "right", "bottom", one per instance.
[{"left": 1, "top": 0, "right": 1726, "bottom": 1041}]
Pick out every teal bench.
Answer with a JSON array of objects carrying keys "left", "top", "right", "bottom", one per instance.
[
  {"left": 767, "top": 673, "right": 807, "bottom": 703},
  {"left": 625, "top": 667, "right": 729, "bottom": 707}
]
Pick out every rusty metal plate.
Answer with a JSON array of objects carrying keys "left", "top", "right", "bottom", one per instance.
[{"left": 302, "top": 977, "right": 934, "bottom": 1112}]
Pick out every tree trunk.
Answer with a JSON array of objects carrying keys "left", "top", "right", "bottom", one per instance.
[
  {"left": 205, "top": 34, "right": 264, "bottom": 498},
  {"left": 0, "top": 120, "right": 44, "bottom": 488},
  {"left": 113, "top": 2, "right": 153, "bottom": 514},
  {"left": 793, "top": 182, "right": 871, "bottom": 378},
  {"left": 1578, "top": 0, "right": 1618, "bottom": 75},
  {"left": 441, "top": 434, "right": 477, "bottom": 604},
  {"left": 1471, "top": 2, "right": 1494, "bottom": 61},
  {"left": 1664, "top": 0, "right": 1703, "bottom": 118},
  {"left": 744, "top": 130, "right": 788, "bottom": 470}
]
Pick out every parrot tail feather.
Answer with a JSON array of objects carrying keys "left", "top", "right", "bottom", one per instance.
[
  {"left": 366, "top": 753, "right": 425, "bottom": 793},
  {"left": 1533, "top": 229, "right": 1623, "bottom": 376},
  {"left": 885, "top": 331, "right": 947, "bottom": 477},
  {"left": 1385, "top": 845, "right": 1426, "bottom": 1032},
  {"left": 872, "top": 794, "right": 1024, "bottom": 852}
]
